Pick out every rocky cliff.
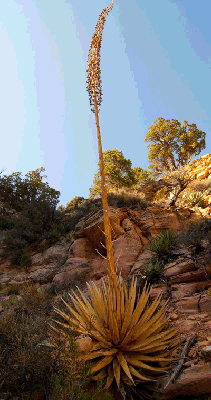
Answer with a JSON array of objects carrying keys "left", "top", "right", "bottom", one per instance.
[{"left": 1, "top": 154, "right": 211, "bottom": 399}]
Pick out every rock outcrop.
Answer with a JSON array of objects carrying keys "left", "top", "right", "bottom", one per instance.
[
  {"left": 187, "top": 153, "right": 211, "bottom": 180},
  {"left": 1, "top": 154, "right": 211, "bottom": 399}
]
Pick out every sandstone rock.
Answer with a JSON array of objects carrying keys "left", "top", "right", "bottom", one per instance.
[
  {"left": 175, "top": 295, "right": 201, "bottom": 312},
  {"left": 164, "top": 259, "right": 196, "bottom": 278},
  {"left": 31, "top": 244, "right": 67, "bottom": 267},
  {"left": 163, "top": 363, "right": 211, "bottom": 398},
  {"left": 74, "top": 207, "right": 127, "bottom": 253},
  {"left": 179, "top": 319, "right": 198, "bottom": 334},
  {"left": 171, "top": 281, "right": 211, "bottom": 299},
  {"left": 112, "top": 235, "right": 142, "bottom": 276},
  {"left": 202, "top": 346, "right": 211, "bottom": 362},
  {"left": 149, "top": 284, "right": 168, "bottom": 300},
  {"left": 170, "top": 313, "right": 179, "bottom": 320},
  {"left": 170, "top": 268, "right": 210, "bottom": 284},
  {"left": 52, "top": 258, "right": 107, "bottom": 289},
  {"left": 199, "top": 295, "right": 211, "bottom": 312},
  {"left": 134, "top": 225, "right": 149, "bottom": 246},
  {"left": 28, "top": 267, "right": 55, "bottom": 284},
  {"left": 76, "top": 336, "right": 93, "bottom": 353},
  {"left": 69, "top": 238, "right": 99, "bottom": 259},
  {"left": 130, "top": 249, "right": 154, "bottom": 274}
]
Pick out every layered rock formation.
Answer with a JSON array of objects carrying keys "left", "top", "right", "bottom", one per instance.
[{"left": 1, "top": 154, "right": 211, "bottom": 399}]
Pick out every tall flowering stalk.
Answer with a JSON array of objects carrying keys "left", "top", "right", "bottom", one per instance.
[{"left": 86, "top": 0, "right": 117, "bottom": 287}]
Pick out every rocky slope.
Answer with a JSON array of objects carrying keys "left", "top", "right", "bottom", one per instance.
[{"left": 1, "top": 154, "right": 211, "bottom": 399}]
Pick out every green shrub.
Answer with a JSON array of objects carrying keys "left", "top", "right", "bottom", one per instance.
[
  {"left": 19, "top": 248, "right": 32, "bottom": 271},
  {"left": 176, "top": 217, "right": 211, "bottom": 255},
  {"left": 66, "top": 196, "right": 85, "bottom": 210},
  {"left": 0, "top": 216, "right": 15, "bottom": 230},
  {"left": 0, "top": 282, "right": 113, "bottom": 399},
  {"left": 185, "top": 191, "right": 206, "bottom": 207},
  {"left": 50, "top": 332, "right": 113, "bottom": 400},
  {"left": 107, "top": 190, "right": 147, "bottom": 209},
  {"left": 148, "top": 229, "right": 176, "bottom": 259},
  {"left": 0, "top": 300, "right": 52, "bottom": 395},
  {"left": 0, "top": 282, "right": 20, "bottom": 295},
  {"left": 143, "top": 258, "right": 165, "bottom": 284}
]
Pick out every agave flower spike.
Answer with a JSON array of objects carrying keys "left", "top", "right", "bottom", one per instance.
[{"left": 86, "top": 0, "right": 116, "bottom": 287}]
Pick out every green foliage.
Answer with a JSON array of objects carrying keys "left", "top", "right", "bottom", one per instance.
[
  {"left": 0, "top": 168, "right": 65, "bottom": 266},
  {"left": 66, "top": 196, "right": 85, "bottom": 210},
  {"left": 188, "top": 178, "right": 211, "bottom": 193},
  {"left": 161, "top": 166, "right": 194, "bottom": 206},
  {"left": 145, "top": 117, "right": 206, "bottom": 175},
  {"left": 0, "top": 167, "right": 60, "bottom": 212},
  {"left": 149, "top": 230, "right": 176, "bottom": 259},
  {"left": 50, "top": 333, "right": 113, "bottom": 400},
  {"left": 107, "top": 189, "right": 147, "bottom": 209},
  {"left": 0, "top": 215, "right": 15, "bottom": 230},
  {"left": 143, "top": 258, "right": 165, "bottom": 284},
  {"left": 185, "top": 192, "right": 206, "bottom": 207},
  {"left": 176, "top": 217, "right": 211, "bottom": 255},
  {"left": 0, "top": 286, "right": 52, "bottom": 395},
  {"left": 89, "top": 148, "right": 151, "bottom": 198},
  {"left": 19, "top": 248, "right": 32, "bottom": 271}
]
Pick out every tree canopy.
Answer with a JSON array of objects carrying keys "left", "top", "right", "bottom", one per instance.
[
  {"left": 145, "top": 117, "right": 206, "bottom": 176},
  {"left": 0, "top": 167, "right": 60, "bottom": 213},
  {"left": 89, "top": 148, "right": 152, "bottom": 198}
]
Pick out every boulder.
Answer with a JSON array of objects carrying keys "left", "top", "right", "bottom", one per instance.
[
  {"left": 130, "top": 249, "right": 154, "bottom": 274},
  {"left": 52, "top": 258, "right": 108, "bottom": 289},
  {"left": 170, "top": 268, "right": 210, "bottom": 284},
  {"left": 31, "top": 244, "right": 67, "bottom": 267},
  {"left": 201, "top": 346, "right": 211, "bottom": 361},
  {"left": 112, "top": 235, "right": 142, "bottom": 276},
  {"left": 163, "top": 363, "right": 211, "bottom": 398},
  {"left": 76, "top": 336, "right": 93, "bottom": 353},
  {"left": 69, "top": 238, "right": 99, "bottom": 259},
  {"left": 128, "top": 207, "right": 191, "bottom": 238},
  {"left": 171, "top": 281, "right": 211, "bottom": 299},
  {"left": 164, "top": 259, "right": 196, "bottom": 277},
  {"left": 175, "top": 294, "right": 201, "bottom": 312}
]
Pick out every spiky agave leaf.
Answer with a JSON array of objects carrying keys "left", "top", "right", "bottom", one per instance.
[{"left": 52, "top": 275, "right": 179, "bottom": 394}]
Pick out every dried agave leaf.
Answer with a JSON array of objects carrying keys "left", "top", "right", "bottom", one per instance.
[{"left": 51, "top": 275, "right": 179, "bottom": 395}]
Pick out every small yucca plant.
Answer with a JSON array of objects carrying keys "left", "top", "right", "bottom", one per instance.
[
  {"left": 148, "top": 230, "right": 176, "bottom": 259},
  {"left": 185, "top": 191, "right": 205, "bottom": 207}
]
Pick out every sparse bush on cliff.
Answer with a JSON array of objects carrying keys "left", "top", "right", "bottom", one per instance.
[
  {"left": 107, "top": 189, "right": 147, "bottom": 209},
  {"left": 148, "top": 229, "right": 176, "bottom": 259},
  {"left": 184, "top": 192, "right": 206, "bottom": 207},
  {"left": 176, "top": 217, "right": 211, "bottom": 255},
  {"left": 143, "top": 258, "right": 166, "bottom": 285},
  {"left": 188, "top": 178, "right": 211, "bottom": 193}
]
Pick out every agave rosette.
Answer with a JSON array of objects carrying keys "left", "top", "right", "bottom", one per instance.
[{"left": 52, "top": 276, "right": 179, "bottom": 390}]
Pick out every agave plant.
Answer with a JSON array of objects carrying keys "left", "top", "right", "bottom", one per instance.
[
  {"left": 51, "top": 1, "right": 179, "bottom": 397},
  {"left": 52, "top": 276, "right": 179, "bottom": 393},
  {"left": 185, "top": 191, "right": 205, "bottom": 207}
]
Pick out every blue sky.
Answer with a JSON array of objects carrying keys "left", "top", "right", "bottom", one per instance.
[{"left": 1, "top": 0, "right": 210, "bottom": 208}]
